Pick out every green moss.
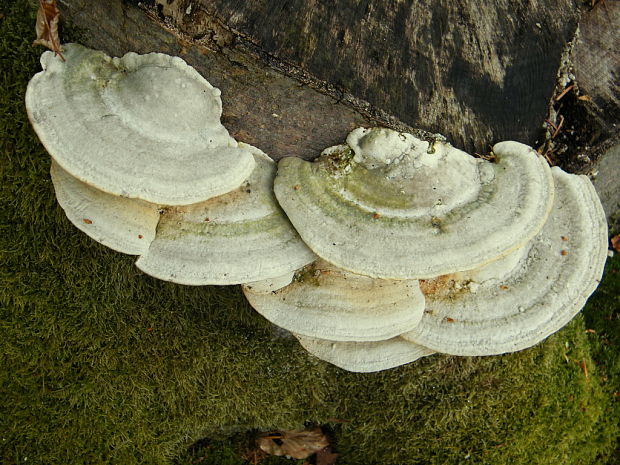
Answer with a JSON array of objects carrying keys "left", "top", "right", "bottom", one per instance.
[
  {"left": 0, "top": 1, "right": 618, "bottom": 464},
  {"left": 316, "top": 145, "right": 355, "bottom": 176}
]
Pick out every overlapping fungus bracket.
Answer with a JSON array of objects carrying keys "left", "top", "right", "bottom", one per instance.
[
  {"left": 26, "top": 44, "right": 609, "bottom": 372},
  {"left": 274, "top": 127, "right": 555, "bottom": 280},
  {"left": 26, "top": 43, "right": 255, "bottom": 205}
]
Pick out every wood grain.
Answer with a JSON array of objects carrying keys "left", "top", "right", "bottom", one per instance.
[
  {"left": 59, "top": 0, "right": 578, "bottom": 158},
  {"left": 155, "top": 0, "right": 579, "bottom": 153}
]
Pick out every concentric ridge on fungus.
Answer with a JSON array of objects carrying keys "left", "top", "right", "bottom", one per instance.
[
  {"left": 26, "top": 43, "right": 255, "bottom": 205},
  {"left": 135, "top": 144, "right": 316, "bottom": 285},
  {"left": 50, "top": 161, "right": 160, "bottom": 255},
  {"left": 402, "top": 167, "right": 608, "bottom": 355},
  {"left": 242, "top": 259, "right": 425, "bottom": 342},
  {"left": 294, "top": 335, "right": 435, "bottom": 373},
  {"left": 273, "top": 128, "right": 555, "bottom": 279}
]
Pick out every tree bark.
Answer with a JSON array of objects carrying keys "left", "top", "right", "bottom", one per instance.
[
  {"left": 58, "top": 0, "right": 580, "bottom": 157},
  {"left": 56, "top": 0, "right": 619, "bottom": 228}
]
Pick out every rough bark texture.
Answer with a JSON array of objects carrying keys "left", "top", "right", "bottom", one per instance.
[
  {"left": 573, "top": 0, "right": 620, "bottom": 133},
  {"left": 58, "top": 0, "right": 579, "bottom": 159},
  {"left": 55, "top": 0, "right": 618, "bottom": 226},
  {"left": 152, "top": 0, "right": 579, "bottom": 154}
]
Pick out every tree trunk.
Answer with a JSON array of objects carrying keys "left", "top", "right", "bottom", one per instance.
[
  {"left": 57, "top": 0, "right": 618, "bottom": 217},
  {"left": 57, "top": 0, "right": 580, "bottom": 153}
]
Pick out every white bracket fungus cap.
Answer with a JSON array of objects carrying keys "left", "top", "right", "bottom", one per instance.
[
  {"left": 274, "top": 128, "right": 554, "bottom": 279},
  {"left": 50, "top": 161, "right": 160, "bottom": 255},
  {"left": 243, "top": 271, "right": 296, "bottom": 294},
  {"left": 402, "top": 167, "right": 608, "bottom": 355},
  {"left": 135, "top": 144, "right": 316, "bottom": 285},
  {"left": 294, "top": 334, "right": 435, "bottom": 373},
  {"left": 26, "top": 44, "right": 255, "bottom": 205},
  {"left": 242, "top": 259, "right": 426, "bottom": 342}
]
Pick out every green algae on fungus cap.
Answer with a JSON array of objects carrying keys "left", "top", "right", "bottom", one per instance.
[
  {"left": 135, "top": 144, "right": 316, "bottom": 285},
  {"left": 402, "top": 168, "right": 608, "bottom": 356},
  {"left": 294, "top": 334, "right": 435, "bottom": 373},
  {"left": 274, "top": 128, "right": 554, "bottom": 279},
  {"left": 242, "top": 258, "right": 425, "bottom": 342},
  {"left": 26, "top": 44, "right": 255, "bottom": 205},
  {"left": 50, "top": 161, "right": 160, "bottom": 255}
]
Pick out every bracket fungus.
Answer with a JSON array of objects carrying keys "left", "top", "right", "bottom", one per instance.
[
  {"left": 50, "top": 161, "right": 160, "bottom": 255},
  {"left": 244, "top": 128, "right": 607, "bottom": 372},
  {"left": 26, "top": 43, "right": 255, "bottom": 205},
  {"left": 29, "top": 45, "right": 313, "bottom": 285},
  {"left": 27, "top": 44, "right": 608, "bottom": 373},
  {"left": 242, "top": 259, "right": 425, "bottom": 342},
  {"left": 294, "top": 335, "right": 435, "bottom": 373},
  {"left": 135, "top": 144, "right": 316, "bottom": 285},
  {"left": 402, "top": 167, "right": 608, "bottom": 356},
  {"left": 274, "top": 128, "right": 554, "bottom": 279}
]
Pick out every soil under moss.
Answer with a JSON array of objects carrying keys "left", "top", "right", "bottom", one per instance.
[{"left": 1, "top": 1, "right": 618, "bottom": 464}]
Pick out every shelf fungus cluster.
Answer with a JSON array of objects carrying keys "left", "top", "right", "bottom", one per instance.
[
  {"left": 27, "top": 44, "right": 315, "bottom": 285},
  {"left": 243, "top": 128, "right": 608, "bottom": 372},
  {"left": 28, "top": 45, "right": 608, "bottom": 373}
]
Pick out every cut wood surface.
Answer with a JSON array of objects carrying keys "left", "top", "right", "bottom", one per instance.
[
  {"left": 573, "top": 0, "right": 620, "bottom": 133},
  {"left": 59, "top": 0, "right": 579, "bottom": 158},
  {"left": 153, "top": 0, "right": 579, "bottom": 153}
]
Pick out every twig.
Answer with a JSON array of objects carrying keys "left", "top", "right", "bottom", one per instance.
[
  {"left": 552, "top": 115, "right": 565, "bottom": 139},
  {"left": 555, "top": 84, "right": 574, "bottom": 101}
]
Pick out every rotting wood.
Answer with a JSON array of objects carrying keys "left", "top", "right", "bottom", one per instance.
[
  {"left": 149, "top": 0, "right": 579, "bottom": 154},
  {"left": 57, "top": 0, "right": 580, "bottom": 159}
]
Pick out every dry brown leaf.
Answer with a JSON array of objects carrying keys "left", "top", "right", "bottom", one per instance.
[
  {"left": 33, "top": 0, "right": 64, "bottom": 60},
  {"left": 256, "top": 427, "right": 329, "bottom": 460},
  {"left": 611, "top": 234, "right": 620, "bottom": 253}
]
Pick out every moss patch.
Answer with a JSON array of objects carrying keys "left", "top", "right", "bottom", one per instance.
[{"left": 1, "top": 1, "right": 618, "bottom": 464}]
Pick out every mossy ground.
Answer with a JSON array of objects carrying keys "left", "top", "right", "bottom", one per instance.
[{"left": 1, "top": 1, "right": 618, "bottom": 464}]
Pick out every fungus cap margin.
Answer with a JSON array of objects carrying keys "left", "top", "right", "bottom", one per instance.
[
  {"left": 26, "top": 43, "right": 255, "bottom": 205},
  {"left": 294, "top": 334, "right": 435, "bottom": 373},
  {"left": 402, "top": 167, "right": 608, "bottom": 355},
  {"left": 242, "top": 259, "right": 426, "bottom": 342},
  {"left": 50, "top": 161, "right": 160, "bottom": 255},
  {"left": 135, "top": 143, "right": 316, "bottom": 285},
  {"left": 274, "top": 129, "right": 554, "bottom": 279}
]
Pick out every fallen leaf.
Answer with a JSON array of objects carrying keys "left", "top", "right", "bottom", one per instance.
[
  {"left": 257, "top": 427, "right": 329, "bottom": 460},
  {"left": 611, "top": 234, "right": 620, "bottom": 253},
  {"left": 33, "top": 0, "right": 64, "bottom": 60}
]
